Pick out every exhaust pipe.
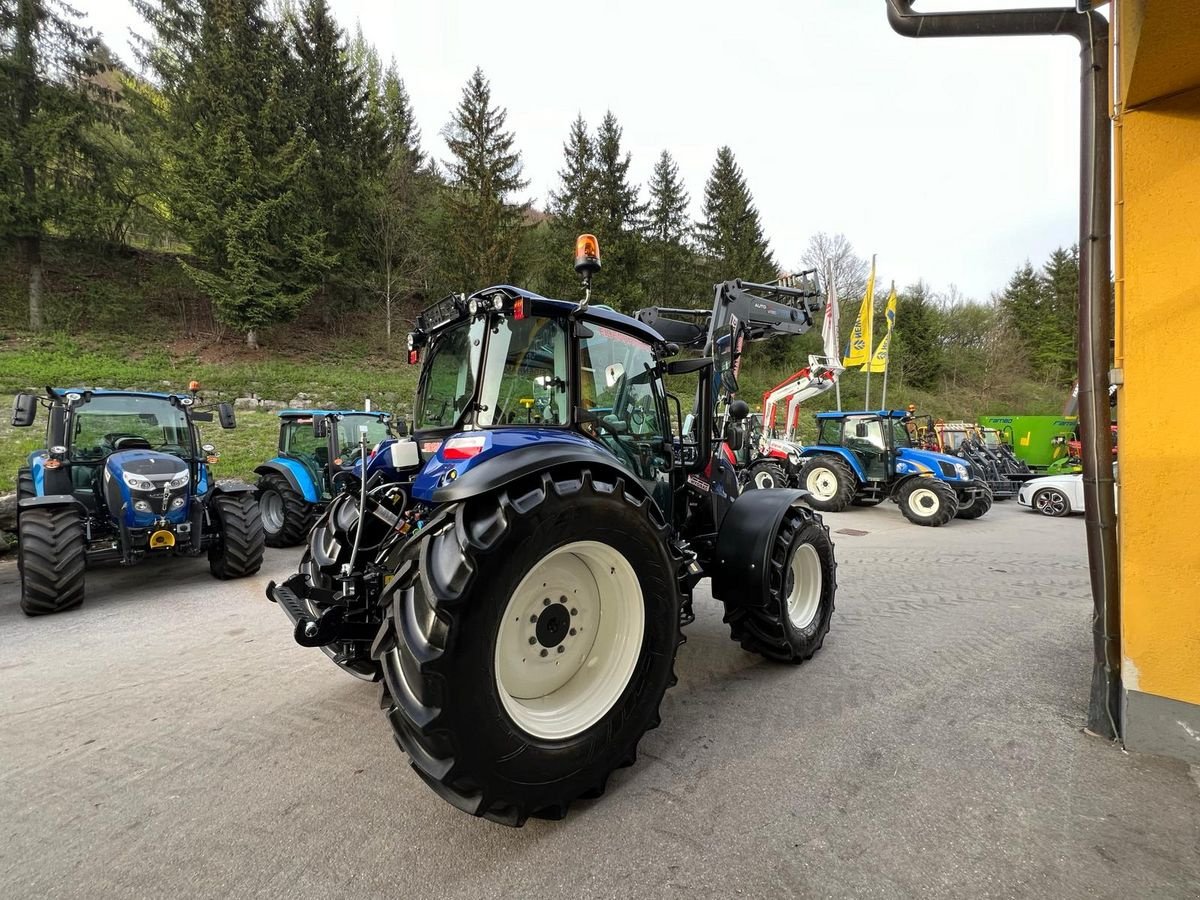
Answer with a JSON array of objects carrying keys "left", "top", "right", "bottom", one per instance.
[{"left": 885, "top": 1, "right": 1119, "bottom": 739}]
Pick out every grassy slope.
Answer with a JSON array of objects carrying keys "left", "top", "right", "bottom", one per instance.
[{"left": 0, "top": 239, "right": 1064, "bottom": 491}]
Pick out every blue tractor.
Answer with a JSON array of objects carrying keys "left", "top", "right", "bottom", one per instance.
[
  {"left": 254, "top": 407, "right": 394, "bottom": 547},
  {"left": 266, "top": 237, "right": 839, "bottom": 825},
  {"left": 11, "top": 387, "right": 264, "bottom": 615},
  {"left": 797, "top": 410, "right": 991, "bottom": 526}
]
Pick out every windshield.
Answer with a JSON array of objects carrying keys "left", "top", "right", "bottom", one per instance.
[
  {"left": 70, "top": 395, "right": 193, "bottom": 460},
  {"left": 891, "top": 419, "right": 913, "bottom": 448},
  {"left": 339, "top": 415, "right": 391, "bottom": 448},
  {"left": 414, "top": 320, "right": 484, "bottom": 430}
]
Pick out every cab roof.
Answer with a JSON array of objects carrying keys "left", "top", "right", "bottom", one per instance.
[
  {"left": 468, "top": 285, "right": 666, "bottom": 345},
  {"left": 51, "top": 388, "right": 185, "bottom": 401},
  {"left": 815, "top": 409, "right": 910, "bottom": 419},
  {"left": 277, "top": 409, "right": 388, "bottom": 419}
]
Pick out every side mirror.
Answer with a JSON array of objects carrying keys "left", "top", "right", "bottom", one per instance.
[
  {"left": 854, "top": 422, "right": 869, "bottom": 438},
  {"left": 394, "top": 419, "right": 408, "bottom": 437},
  {"left": 312, "top": 416, "right": 329, "bottom": 438},
  {"left": 11, "top": 393, "right": 37, "bottom": 427},
  {"left": 728, "top": 399, "right": 750, "bottom": 422},
  {"left": 217, "top": 402, "right": 236, "bottom": 430}
]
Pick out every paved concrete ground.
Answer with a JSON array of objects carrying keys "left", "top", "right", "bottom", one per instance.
[{"left": 0, "top": 500, "right": 1197, "bottom": 899}]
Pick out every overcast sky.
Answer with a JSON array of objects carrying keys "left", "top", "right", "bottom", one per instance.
[{"left": 84, "top": 0, "right": 1089, "bottom": 301}]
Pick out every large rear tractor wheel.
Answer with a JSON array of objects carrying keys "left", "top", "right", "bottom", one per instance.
[
  {"left": 744, "top": 460, "right": 789, "bottom": 491},
  {"left": 18, "top": 506, "right": 86, "bottom": 616},
  {"left": 898, "top": 478, "right": 958, "bottom": 526},
  {"left": 716, "top": 504, "right": 836, "bottom": 663},
  {"left": 208, "top": 492, "right": 265, "bottom": 579},
  {"left": 801, "top": 456, "right": 856, "bottom": 512},
  {"left": 376, "top": 468, "right": 682, "bottom": 826},
  {"left": 258, "top": 473, "right": 313, "bottom": 548},
  {"left": 955, "top": 484, "right": 993, "bottom": 520}
]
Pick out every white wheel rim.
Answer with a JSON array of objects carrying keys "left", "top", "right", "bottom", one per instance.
[
  {"left": 785, "top": 543, "right": 823, "bottom": 629},
  {"left": 909, "top": 487, "right": 940, "bottom": 516},
  {"left": 755, "top": 470, "right": 776, "bottom": 489},
  {"left": 805, "top": 466, "right": 838, "bottom": 500},
  {"left": 495, "top": 541, "right": 644, "bottom": 741}
]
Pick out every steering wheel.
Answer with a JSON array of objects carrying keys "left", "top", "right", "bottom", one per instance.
[
  {"left": 630, "top": 407, "right": 646, "bottom": 427},
  {"left": 106, "top": 433, "right": 152, "bottom": 451}
]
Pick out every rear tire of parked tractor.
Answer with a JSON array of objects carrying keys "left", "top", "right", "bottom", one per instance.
[
  {"left": 376, "top": 468, "right": 682, "bottom": 826},
  {"left": 258, "top": 473, "right": 312, "bottom": 548},
  {"left": 18, "top": 506, "right": 86, "bottom": 616},
  {"left": 718, "top": 505, "right": 836, "bottom": 663},
  {"left": 955, "top": 485, "right": 993, "bottom": 520},
  {"left": 208, "top": 493, "right": 265, "bottom": 579},
  {"left": 801, "top": 456, "right": 856, "bottom": 512},
  {"left": 898, "top": 478, "right": 958, "bottom": 526},
  {"left": 745, "top": 460, "right": 788, "bottom": 490},
  {"left": 1033, "top": 487, "right": 1071, "bottom": 518}
]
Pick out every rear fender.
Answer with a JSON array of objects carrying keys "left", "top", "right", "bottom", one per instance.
[
  {"left": 255, "top": 460, "right": 319, "bottom": 503},
  {"left": 419, "top": 429, "right": 654, "bottom": 511},
  {"left": 711, "top": 488, "right": 810, "bottom": 609}
]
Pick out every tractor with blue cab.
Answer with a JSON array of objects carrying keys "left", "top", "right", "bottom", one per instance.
[
  {"left": 255, "top": 405, "right": 394, "bottom": 547},
  {"left": 11, "top": 386, "right": 264, "bottom": 615},
  {"left": 797, "top": 409, "right": 991, "bottom": 525},
  {"left": 266, "top": 235, "right": 839, "bottom": 825}
]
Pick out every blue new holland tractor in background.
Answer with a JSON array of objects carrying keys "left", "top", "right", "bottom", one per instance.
[
  {"left": 266, "top": 236, "right": 839, "bottom": 825},
  {"left": 11, "top": 387, "right": 264, "bottom": 615},
  {"left": 254, "top": 407, "right": 394, "bottom": 547},
  {"left": 797, "top": 409, "right": 991, "bottom": 525}
]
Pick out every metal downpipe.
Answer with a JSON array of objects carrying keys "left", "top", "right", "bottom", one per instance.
[{"left": 885, "top": 1, "right": 1119, "bottom": 739}]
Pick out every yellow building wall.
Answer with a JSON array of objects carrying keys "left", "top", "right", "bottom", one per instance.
[{"left": 1117, "top": 2, "right": 1200, "bottom": 711}]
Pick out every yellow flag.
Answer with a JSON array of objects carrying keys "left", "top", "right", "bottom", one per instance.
[
  {"left": 862, "top": 284, "right": 897, "bottom": 373},
  {"left": 842, "top": 257, "right": 876, "bottom": 367}
]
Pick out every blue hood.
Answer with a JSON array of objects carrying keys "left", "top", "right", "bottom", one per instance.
[
  {"left": 896, "top": 446, "right": 972, "bottom": 481},
  {"left": 103, "top": 450, "right": 192, "bottom": 527}
]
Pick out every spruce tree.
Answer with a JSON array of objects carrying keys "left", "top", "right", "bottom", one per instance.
[
  {"left": 548, "top": 114, "right": 596, "bottom": 235},
  {"left": 590, "top": 111, "right": 643, "bottom": 310},
  {"left": 134, "top": 0, "right": 331, "bottom": 347},
  {"left": 892, "top": 280, "right": 945, "bottom": 389},
  {"left": 381, "top": 64, "right": 422, "bottom": 168},
  {"left": 440, "top": 67, "right": 527, "bottom": 288},
  {"left": 0, "top": 0, "right": 105, "bottom": 329},
  {"left": 643, "top": 150, "right": 697, "bottom": 306},
  {"left": 697, "top": 146, "right": 776, "bottom": 283},
  {"left": 1040, "top": 245, "right": 1079, "bottom": 384}
]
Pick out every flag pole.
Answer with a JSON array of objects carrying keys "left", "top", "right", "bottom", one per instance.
[
  {"left": 829, "top": 262, "right": 842, "bottom": 411},
  {"left": 880, "top": 280, "right": 893, "bottom": 410},
  {"left": 865, "top": 255, "right": 876, "bottom": 409}
]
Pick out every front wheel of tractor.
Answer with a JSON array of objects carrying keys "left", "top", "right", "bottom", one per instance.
[
  {"left": 18, "top": 505, "right": 86, "bottom": 615},
  {"left": 208, "top": 492, "right": 265, "bottom": 579},
  {"left": 897, "top": 478, "right": 959, "bottom": 526}
]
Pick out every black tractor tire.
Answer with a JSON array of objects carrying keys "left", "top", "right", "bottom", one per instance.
[
  {"left": 258, "top": 473, "right": 312, "bottom": 548},
  {"left": 744, "top": 460, "right": 789, "bottom": 491},
  {"left": 956, "top": 484, "right": 994, "bottom": 520},
  {"left": 719, "top": 505, "right": 837, "bottom": 663},
  {"left": 18, "top": 506, "right": 86, "bottom": 616},
  {"left": 375, "top": 467, "right": 683, "bottom": 827},
  {"left": 897, "top": 478, "right": 959, "bottom": 526},
  {"left": 17, "top": 468, "right": 34, "bottom": 501},
  {"left": 1033, "top": 487, "right": 1072, "bottom": 518},
  {"left": 799, "top": 455, "right": 856, "bottom": 512},
  {"left": 208, "top": 492, "right": 265, "bottom": 579}
]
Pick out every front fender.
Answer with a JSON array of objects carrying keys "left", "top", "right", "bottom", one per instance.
[
  {"left": 18, "top": 494, "right": 87, "bottom": 514},
  {"left": 255, "top": 460, "right": 320, "bottom": 503},
  {"left": 213, "top": 479, "right": 258, "bottom": 495},
  {"left": 711, "top": 488, "right": 810, "bottom": 610}
]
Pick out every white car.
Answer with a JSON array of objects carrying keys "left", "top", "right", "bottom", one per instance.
[{"left": 1017, "top": 464, "right": 1119, "bottom": 517}]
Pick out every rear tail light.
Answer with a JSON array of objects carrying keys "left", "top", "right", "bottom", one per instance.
[
  {"left": 513, "top": 298, "right": 525, "bottom": 321},
  {"left": 442, "top": 435, "right": 487, "bottom": 460},
  {"left": 408, "top": 349, "right": 419, "bottom": 365}
]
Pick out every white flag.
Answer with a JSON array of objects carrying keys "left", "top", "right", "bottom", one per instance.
[{"left": 822, "top": 263, "right": 844, "bottom": 369}]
